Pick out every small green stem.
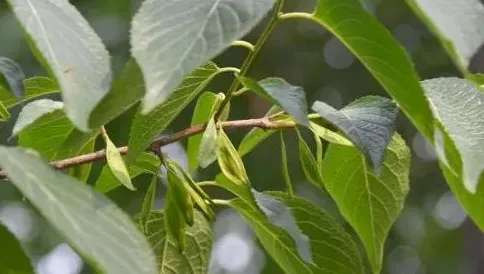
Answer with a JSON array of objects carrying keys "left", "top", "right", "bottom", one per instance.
[
  {"left": 231, "top": 40, "right": 255, "bottom": 52},
  {"left": 278, "top": 12, "right": 315, "bottom": 22},
  {"left": 211, "top": 199, "right": 231, "bottom": 206},
  {"left": 215, "top": 0, "right": 285, "bottom": 120},
  {"left": 219, "top": 67, "right": 241, "bottom": 74},
  {"left": 197, "top": 181, "right": 219, "bottom": 188},
  {"left": 233, "top": 87, "right": 249, "bottom": 96}
]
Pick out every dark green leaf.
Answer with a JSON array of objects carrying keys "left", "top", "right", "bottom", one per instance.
[
  {"left": 166, "top": 161, "right": 194, "bottom": 227},
  {"left": 280, "top": 132, "right": 293, "bottom": 195},
  {"left": 66, "top": 136, "right": 96, "bottom": 182},
  {"left": 131, "top": 0, "right": 276, "bottom": 113},
  {"left": 0, "top": 77, "right": 58, "bottom": 109},
  {"left": 230, "top": 192, "right": 365, "bottom": 274},
  {"left": 297, "top": 131, "right": 324, "bottom": 188},
  {"left": 127, "top": 62, "right": 221, "bottom": 163},
  {"left": 408, "top": 0, "right": 484, "bottom": 73},
  {"left": 0, "top": 57, "right": 25, "bottom": 99},
  {"left": 321, "top": 134, "right": 410, "bottom": 273},
  {"left": 7, "top": 0, "right": 111, "bottom": 131},
  {"left": 102, "top": 128, "right": 135, "bottom": 191},
  {"left": 312, "top": 96, "right": 397, "bottom": 174},
  {"left": 95, "top": 153, "right": 160, "bottom": 193},
  {"left": 0, "top": 147, "right": 157, "bottom": 274},
  {"left": 239, "top": 77, "right": 310, "bottom": 127},
  {"left": 422, "top": 77, "right": 484, "bottom": 193},
  {"left": 135, "top": 211, "right": 212, "bottom": 273},
  {"left": 217, "top": 129, "right": 249, "bottom": 186},
  {"left": 12, "top": 99, "right": 64, "bottom": 136},
  {"left": 309, "top": 0, "right": 435, "bottom": 140},
  {"left": 0, "top": 222, "right": 33, "bottom": 274},
  {"left": 0, "top": 102, "right": 9, "bottom": 121},
  {"left": 139, "top": 175, "right": 158, "bottom": 232},
  {"left": 198, "top": 118, "right": 218, "bottom": 169}
]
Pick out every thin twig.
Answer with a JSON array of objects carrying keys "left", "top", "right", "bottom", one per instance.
[{"left": 0, "top": 117, "right": 297, "bottom": 180}]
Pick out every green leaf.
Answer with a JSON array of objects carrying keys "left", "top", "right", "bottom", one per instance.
[
  {"left": 217, "top": 129, "right": 249, "bottom": 186},
  {"left": 67, "top": 136, "right": 96, "bottom": 182},
  {"left": 127, "top": 62, "right": 220, "bottom": 163},
  {"left": 198, "top": 118, "right": 218, "bottom": 169},
  {"left": 229, "top": 192, "right": 365, "bottom": 274},
  {"left": 0, "top": 102, "right": 10, "bottom": 121},
  {"left": 166, "top": 160, "right": 195, "bottom": 227},
  {"left": 0, "top": 57, "right": 25, "bottom": 99},
  {"left": 239, "top": 77, "right": 310, "bottom": 127},
  {"left": 7, "top": 0, "right": 111, "bottom": 131},
  {"left": 0, "top": 147, "right": 157, "bottom": 274},
  {"left": 280, "top": 132, "right": 293, "bottom": 195},
  {"left": 310, "top": 121, "right": 353, "bottom": 147},
  {"left": 0, "top": 222, "right": 33, "bottom": 274},
  {"left": 102, "top": 128, "right": 135, "bottom": 191},
  {"left": 131, "top": 0, "right": 277, "bottom": 113},
  {"left": 139, "top": 175, "right": 158, "bottom": 232},
  {"left": 0, "top": 77, "right": 58, "bottom": 109},
  {"left": 90, "top": 59, "right": 145, "bottom": 128},
  {"left": 95, "top": 153, "right": 160, "bottom": 193},
  {"left": 297, "top": 131, "right": 324, "bottom": 188},
  {"left": 309, "top": 0, "right": 435, "bottom": 140},
  {"left": 135, "top": 211, "right": 212, "bottom": 273},
  {"left": 422, "top": 77, "right": 484, "bottom": 193},
  {"left": 321, "top": 134, "right": 410, "bottom": 274},
  {"left": 187, "top": 92, "right": 223, "bottom": 171},
  {"left": 312, "top": 96, "right": 397, "bottom": 174},
  {"left": 408, "top": 0, "right": 484, "bottom": 74},
  {"left": 238, "top": 105, "right": 282, "bottom": 157},
  {"left": 12, "top": 99, "right": 64, "bottom": 136}
]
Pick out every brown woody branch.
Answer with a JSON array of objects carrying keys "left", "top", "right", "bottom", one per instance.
[{"left": 0, "top": 117, "right": 296, "bottom": 180}]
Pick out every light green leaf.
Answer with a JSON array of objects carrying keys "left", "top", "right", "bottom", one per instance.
[
  {"left": 307, "top": 0, "right": 435, "bottom": 140},
  {"left": 95, "top": 153, "right": 160, "bottom": 193},
  {"left": 0, "top": 77, "right": 59, "bottom": 109},
  {"left": 139, "top": 175, "right": 158, "bottom": 232},
  {"left": 297, "top": 131, "right": 324, "bottom": 188},
  {"left": 230, "top": 192, "right": 365, "bottom": 274},
  {"left": 310, "top": 121, "right": 352, "bottom": 147},
  {"left": 198, "top": 118, "right": 218, "bottom": 169},
  {"left": 7, "top": 0, "right": 112, "bottom": 131},
  {"left": 239, "top": 77, "right": 310, "bottom": 127},
  {"left": 135, "top": 211, "right": 212, "bottom": 273},
  {"left": 217, "top": 129, "right": 249, "bottom": 186},
  {"left": 131, "top": 0, "right": 276, "bottom": 113},
  {"left": 238, "top": 105, "right": 282, "bottom": 157},
  {"left": 90, "top": 59, "right": 145, "bottom": 128},
  {"left": 408, "top": 0, "right": 484, "bottom": 73},
  {"left": 0, "top": 147, "right": 157, "bottom": 274},
  {"left": 103, "top": 128, "right": 135, "bottom": 191},
  {"left": 280, "top": 132, "right": 293, "bottom": 195},
  {"left": 0, "top": 57, "right": 25, "bottom": 99},
  {"left": 12, "top": 99, "right": 64, "bottom": 136},
  {"left": 321, "top": 134, "right": 410, "bottom": 274},
  {"left": 0, "top": 102, "right": 9, "bottom": 121},
  {"left": 0, "top": 222, "right": 33, "bottom": 274},
  {"left": 187, "top": 92, "right": 223, "bottom": 171},
  {"left": 127, "top": 62, "right": 220, "bottom": 163},
  {"left": 312, "top": 96, "right": 397, "bottom": 174},
  {"left": 422, "top": 77, "right": 484, "bottom": 193}
]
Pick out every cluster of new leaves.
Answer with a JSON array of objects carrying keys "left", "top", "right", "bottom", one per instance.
[{"left": 0, "top": 0, "right": 484, "bottom": 274}]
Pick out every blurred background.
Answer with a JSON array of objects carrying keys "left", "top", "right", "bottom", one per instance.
[{"left": 1, "top": 0, "right": 483, "bottom": 273}]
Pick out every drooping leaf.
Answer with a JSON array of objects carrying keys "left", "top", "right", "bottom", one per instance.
[
  {"left": 0, "top": 222, "right": 33, "bottom": 274},
  {"left": 187, "top": 92, "right": 223, "bottom": 171},
  {"left": 135, "top": 211, "right": 212, "bottom": 273},
  {"left": 312, "top": 96, "right": 397, "bottom": 174},
  {"left": 297, "top": 131, "right": 324, "bottom": 188},
  {"left": 90, "top": 59, "right": 145, "bottom": 128},
  {"left": 102, "top": 128, "right": 135, "bottom": 191},
  {"left": 139, "top": 175, "right": 158, "bottom": 232},
  {"left": 166, "top": 160, "right": 195, "bottom": 227},
  {"left": 309, "top": 0, "right": 435, "bottom": 140},
  {"left": 0, "top": 77, "right": 58, "bottom": 109},
  {"left": 280, "top": 132, "right": 293, "bottom": 195},
  {"left": 422, "top": 77, "right": 484, "bottom": 193},
  {"left": 127, "top": 62, "right": 221, "bottom": 163},
  {"left": 217, "top": 129, "right": 249, "bottom": 186},
  {"left": 95, "top": 153, "right": 160, "bottom": 193},
  {"left": 238, "top": 105, "right": 282, "bottom": 157},
  {"left": 0, "top": 57, "right": 25, "bottom": 99},
  {"left": 321, "top": 134, "right": 410, "bottom": 274},
  {"left": 198, "top": 118, "right": 218, "bottom": 169},
  {"left": 0, "top": 102, "right": 10, "bottom": 121},
  {"left": 408, "top": 0, "right": 484, "bottom": 73},
  {"left": 239, "top": 77, "right": 310, "bottom": 127},
  {"left": 310, "top": 121, "right": 352, "bottom": 147},
  {"left": 12, "top": 99, "right": 64, "bottom": 136},
  {"left": 0, "top": 147, "right": 157, "bottom": 274},
  {"left": 131, "top": 0, "right": 277, "bottom": 113},
  {"left": 314, "top": 131, "right": 324, "bottom": 172},
  {"left": 7, "top": 0, "right": 112, "bottom": 131},
  {"left": 230, "top": 192, "right": 365, "bottom": 274}
]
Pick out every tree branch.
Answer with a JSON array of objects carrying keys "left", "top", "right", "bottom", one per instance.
[{"left": 0, "top": 117, "right": 296, "bottom": 180}]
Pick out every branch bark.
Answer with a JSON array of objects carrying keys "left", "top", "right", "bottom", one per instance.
[{"left": 0, "top": 117, "right": 296, "bottom": 180}]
